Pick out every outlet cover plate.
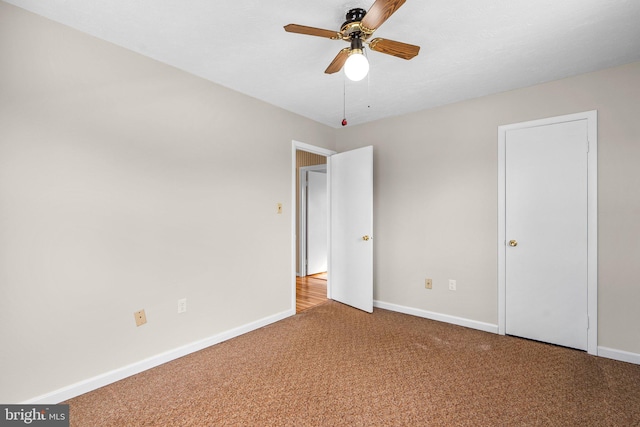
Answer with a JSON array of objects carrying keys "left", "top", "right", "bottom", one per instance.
[{"left": 178, "top": 298, "right": 187, "bottom": 313}]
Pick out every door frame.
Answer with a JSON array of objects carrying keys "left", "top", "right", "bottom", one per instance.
[
  {"left": 497, "top": 110, "right": 598, "bottom": 355},
  {"left": 292, "top": 141, "right": 336, "bottom": 310},
  {"left": 299, "top": 164, "right": 327, "bottom": 277}
]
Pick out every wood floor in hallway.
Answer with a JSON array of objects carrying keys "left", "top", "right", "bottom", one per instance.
[{"left": 296, "top": 273, "right": 328, "bottom": 313}]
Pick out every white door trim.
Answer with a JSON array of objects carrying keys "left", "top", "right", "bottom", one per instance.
[
  {"left": 292, "top": 141, "right": 336, "bottom": 311},
  {"left": 497, "top": 111, "right": 598, "bottom": 355},
  {"left": 299, "top": 164, "right": 327, "bottom": 277}
]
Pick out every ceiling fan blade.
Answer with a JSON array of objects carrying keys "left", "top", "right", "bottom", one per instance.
[
  {"left": 360, "top": 0, "right": 406, "bottom": 32},
  {"left": 284, "top": 24, "right": 341, "bottom": 40},
  {"left": 369, "top": 38, "right": 420, "bottom": 60},
  {"left": 325, "top": 48, "right": 350, "bottom": 74}
]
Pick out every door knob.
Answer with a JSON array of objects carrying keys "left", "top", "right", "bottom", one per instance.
[
  {"left": 509, "top": 240, "right": 518, "bottom": 247},
  {"left": 362, "top": 235, "right": 371, "bottom": 241}
]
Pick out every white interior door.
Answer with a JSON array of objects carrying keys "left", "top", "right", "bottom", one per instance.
[
  {"left": 330, "top": 146, "right": 373, "bottom": 313},
  {"left": 505, "top": 120, "right": 588, "bottom": 350},
  {"left": 306, "top": 170, "right": 327, "bottom": 275}
]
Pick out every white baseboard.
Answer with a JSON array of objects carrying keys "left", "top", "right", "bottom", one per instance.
[
  {"left": 24, "top": 304, "right": 638, "bottom": 404},
  {"left": 24, "top": 308, "right": 295, "bottom": 404},
  {"left": 598, "top": 346, "right": 640, "bottom": 365},
  {"left": 374, "top": 301, "right": 640, "bottom": 366},
  {"left": 374, "top": 300, "right": 499, "bottom": 334}
]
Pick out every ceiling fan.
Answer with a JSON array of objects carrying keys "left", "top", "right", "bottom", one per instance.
[{"left": 284, "top": 0, "right": 420, "bottom": 81}]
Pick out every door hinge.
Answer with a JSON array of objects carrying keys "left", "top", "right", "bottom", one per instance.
[
  {"left": 587, "top": 139, "right": 590, "bottom": 153},
  {"left": 587, "top": 316, "right": 590, "bottom": 330}
]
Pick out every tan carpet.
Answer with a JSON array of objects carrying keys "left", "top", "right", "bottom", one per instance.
[{"left": 66, "top": 301, "right": 640, "bottom": 426}]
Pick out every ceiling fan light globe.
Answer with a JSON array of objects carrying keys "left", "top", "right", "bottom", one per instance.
[{"left": 344, "top": 52, "right": 369, "bottom": 81}]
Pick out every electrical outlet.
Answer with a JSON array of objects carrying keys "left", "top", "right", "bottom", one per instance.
[
  {"left": 134, "top": 309, "right": 147, "bottom": 326},
  {"left": 425, "top": 278, "right": 432, "bottom": 289},
  {"left": 178, "top": 298, "right": 187, "bottom": 314},
  {"left": 277, "top": 203, "right": 283, "bottom": 214},
  {"left": 449, "top": 279, "right": 457, "bottom": 291}
]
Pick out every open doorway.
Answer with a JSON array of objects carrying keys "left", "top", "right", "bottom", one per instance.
[
  {"left": 291, "top": 141, "right": 374, "bottom": 314},
  {"left": 295, "top": 149, "right": 328, "bottom": 313},
  {"left": 299, "top": 164, "right": 327, "bottom": 277}
]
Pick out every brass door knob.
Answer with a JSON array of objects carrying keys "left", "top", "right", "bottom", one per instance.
[
  {"left": 509, "top": 240, "right": 518, "bottom": 247},
  {"left": 362, "top": 235, "right": 371, "bottom": 241}
]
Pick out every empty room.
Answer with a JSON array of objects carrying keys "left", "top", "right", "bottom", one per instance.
[{"left": 1, "top": 0, "right": 639, "bottom": 425}]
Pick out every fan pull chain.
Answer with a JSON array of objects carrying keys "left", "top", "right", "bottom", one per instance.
[
  {"left": 365, "top": 48, "right": 371, "bottom": 110},
  {"left": 342, "top": 73, "right": 348, "bottom": 126}
]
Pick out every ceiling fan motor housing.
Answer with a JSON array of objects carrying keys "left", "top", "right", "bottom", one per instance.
[
  {"left": 342, "top": 8, "right": 367, "bottom": 40},
  {"left": 344, "top": 8, "right": 366, "bottom": 25}
]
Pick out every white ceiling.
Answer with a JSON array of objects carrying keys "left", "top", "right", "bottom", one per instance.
[{"left": 5, "top": 0, "right": 640, "bottom": 128}]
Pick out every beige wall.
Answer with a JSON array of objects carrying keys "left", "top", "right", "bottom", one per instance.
[
  {"left": 336, "top": 61, "right": 640, "bottom": 356},
  {"left": 0, "top": 3, "right": 334, "bottom": 403}
]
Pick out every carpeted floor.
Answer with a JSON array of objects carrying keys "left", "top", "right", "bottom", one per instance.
[{"left": 65, "top": 301, "right": 640, "bottom": 426}]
